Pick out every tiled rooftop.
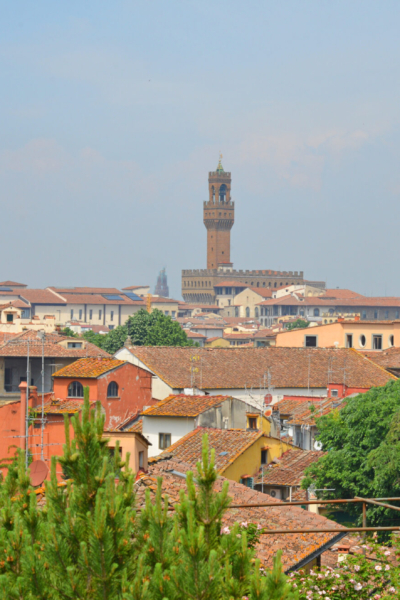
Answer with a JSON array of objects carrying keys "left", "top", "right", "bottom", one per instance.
[
  {"left": 53, "top": 357, "right": 125, "bottom": 378},
  {"left": 155, "top": 427, "right": 265, "bottom": 472},
  {"left": 362, "top": 347, "right": 400, "bottom": 371},
  {"left": 255, "top": 449, "right": 326, "bottom": 487},
  {"left": 20, "top": 289, "right": 66, "bottom": 304},
  {"left": 33, "top": 398, "right": 95, "bottom": 414},
  {"left": 127, "top": 346, "right": 395, "bottom": 390},
  {"left": 49, "top": 287, "right": 122, "bottom": 294},
  {"left": 0, "top": 281, "right": 27, "bottom": 287},
  {"left": 322, "top": 288, "right": 364, "bottom": 298},
  {"left": 142, "top": 394, "right": 232, "bottom": 417},
  {"left": 0, "top": 330, "right": 110, "bottom": 358},
  {"left": 135, "top": 457, "right": 345, "bottom": 571},
  {"left": 59, "top": 293, "right": 144, "bottom": 306},
  {"left": 273, "top": 396, "right": 346, "bottom": 427}
]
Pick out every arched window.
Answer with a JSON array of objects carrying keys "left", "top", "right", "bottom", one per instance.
[
  {"left": 263, "top": 282, "right": 266, "bottom": 287},
  {"left": 313, "top": 308, "right": 320, "bottom": 317},
  {"left": 211, "top": 185, "right": 215, "bottom": 203},
  {"left": 274, "top": 282, "right": 277, "bottom": 288},
  {"left": 256, "top": 282, "right": 259, "bottom": 287},
  {"left": 246, "top": 307, "right": 250, "bottom": 317},
  {"left": 219, "top": 184, "right": 227, "bottom": 203},
  {"left": 107, "top": 381, "right": 119, "bottom": 397},
  {"left": 255, "top": 307, "right": 259, "bottom": 318},
  {"left": 68, "top": 381, "right": 83, "bottom": 398}
]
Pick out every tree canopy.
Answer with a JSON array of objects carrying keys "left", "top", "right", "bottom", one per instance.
[
  {"left": 0, "top": 388, "right": 296, "bottom": 599},
  {"left": 82, "top": 309, "right": 195, "bottom": 354},
  {"left": 285, "top": 319, "right": 310, "bottom": 331},
  {"left": 302, "top": 379, "right": 400, "bottom": 527}
]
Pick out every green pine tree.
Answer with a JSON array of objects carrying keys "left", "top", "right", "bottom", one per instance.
[{"left": 0, "top": 388, "right": 298, "bottom": 600}]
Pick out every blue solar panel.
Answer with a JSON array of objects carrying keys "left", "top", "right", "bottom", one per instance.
[
  {"left": 102, "top": 294, "right": 123, "bottom": 301},
  {"left": 124, "top": 292, "right": 142, "bottom": 302}
]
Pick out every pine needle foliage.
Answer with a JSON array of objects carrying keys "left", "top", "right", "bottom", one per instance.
[{"left": 0, "top": 387, "right": 297, "bottom": 600}]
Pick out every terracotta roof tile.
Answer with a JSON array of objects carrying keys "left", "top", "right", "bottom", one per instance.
[
  {"left": 362, "top": 347, "right": 400, "bottom": 370},
  {"left": 125, "top": 419, "right": 143, "bottom": 433},
  {"left": 127, "top": 346, "right": 395, "bottom": 390},
  {"left": 52, "top": 357, "right": 125, "bottom": 378},
  {"left": 255, "top": 450, "right": 326, "bottom": 486},
  {"left": 0, "top": 281, "right": 27, "bottom": 287},
  {"left": 273, "top": 396, "right": 346, "bottom": 426},
  {"left": 50, "top": 287, "right": 122, "bottom": 294},
  {"left": 20, "top": 289, "right": 65, "bottom": 304},
  {"left": 59, "top": 293, "right": 145, "bottom": 306},
  {"left": 142, "top": 394, "right": 232, "bottom": 417},
  {"left": 0, "top": 330, "right": 110, "bottom": 358},
  {"left": 186, "top": 331, "right": 207, "bottom": 338},
  {"left": 33, "top": 398, "right": 95, "bottom": 414},
  {"left": 135, "top": 457, "right": 345, "bottom": 572},
  {"left": 155, "top": 427, "right": 265, "bottom": 472}
]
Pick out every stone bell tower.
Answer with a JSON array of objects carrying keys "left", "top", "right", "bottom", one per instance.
[{"left": 203, "top": 155, "right": 235, "bottom": 269}]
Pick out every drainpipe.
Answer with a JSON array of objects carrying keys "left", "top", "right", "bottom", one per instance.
[{"left": 19, "top": 381, "right": 27, "bottom": 453}]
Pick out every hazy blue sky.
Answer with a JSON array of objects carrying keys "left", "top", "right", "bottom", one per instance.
[{"left": 2, "top": 1, "right": 400, "bottom": 298}]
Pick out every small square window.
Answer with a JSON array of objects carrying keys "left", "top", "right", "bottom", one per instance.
[
  {"left": 331, "top": 389, "right": 339, "bottom": 397},
  {"left": 248, "top": 416, "right": 258, "bottom": 430},
  {"left": 305, "top": 335, "right": 317, "bottom": 347},
  {"left": 159, "top": 433, "right": 171, "bottom": 450},
  {"left": 6, "top": 314, "right": 13, "bottom": 323}
]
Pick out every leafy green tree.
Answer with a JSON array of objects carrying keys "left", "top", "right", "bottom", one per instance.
[
  {"left": 82, "top": 329, "right": 104, "bottom": 348},
  {"left": 0, "top": 388, "right": 297, "bottom": 600},
  {"left": 60, "top": 326, "right": 78, "bottom": 337},
  {"left": 100, "top": 325, "right": 128, "bottom": 354},
  {"left": 302, "top": 379, "right": 400, "bottom": 527},
  {"left": 126, "top": 308, "right": 193, "bottom": 347},
  {"left": 82, "top": 309, "right": 194, "bottom": 354},
  {"left": 285, "top": 319, "right": 310, "bottom": 331}
]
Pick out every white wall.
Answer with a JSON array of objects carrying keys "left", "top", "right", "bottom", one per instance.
[{"left": 142, "top": 416, "right": 195, "bottom": 457}]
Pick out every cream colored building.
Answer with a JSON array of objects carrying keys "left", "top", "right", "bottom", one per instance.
[{"left": 232, "top": 288, "right": 272, "bottom": 319}]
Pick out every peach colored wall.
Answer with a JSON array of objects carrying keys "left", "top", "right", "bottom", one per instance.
[
  {"left": 105, "top": 432, "right": 149, "bottom": 473},
  {"left": 276, "top": 321, "right": 400, "bottom": 350}
]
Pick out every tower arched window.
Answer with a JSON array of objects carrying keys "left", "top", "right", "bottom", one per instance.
[
  {"left": 107, "top": 381, "right": 119, "bottom": 398},
  {"left": 246, "top": 307, "right": 250, "bottom": 317},
  {"left": 211, "top": 185, "right": 215, "bottom": 203},
  {"left": 219, "top": 184, "right": 227, "bottom": 204},
  {"left": 68, "top": 381, "right": 83, "bottom": 398}
]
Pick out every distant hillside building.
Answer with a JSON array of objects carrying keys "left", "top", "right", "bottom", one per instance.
[
  {"left": 181, "top": 158, "right": 323, "bottom": 304},
  {"left": 155, "top": 268, "right": 169, "bottom": 298}
]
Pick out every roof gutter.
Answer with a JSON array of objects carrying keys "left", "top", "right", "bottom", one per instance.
[{"left": 285, "top": 531, "right": 346, "bottom": 573}]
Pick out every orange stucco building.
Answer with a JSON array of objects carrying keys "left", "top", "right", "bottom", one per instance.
[{"left": 275, "top": 319, "right": 400, "bottom": 351}]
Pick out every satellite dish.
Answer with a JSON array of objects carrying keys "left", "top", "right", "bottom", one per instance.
[
  {"left": 264, "top": 393, "right": 272, "bottom": 405},
  {"left": 29, "top": 460, "right": 49, "bottom": 487},
  {"left": 314, "top": 441, "right": 323, "bottom": 451}
]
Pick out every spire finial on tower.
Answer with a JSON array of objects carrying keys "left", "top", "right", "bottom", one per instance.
[{"left": 216, "top": 152, "right": 224, "bottom": 172}]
